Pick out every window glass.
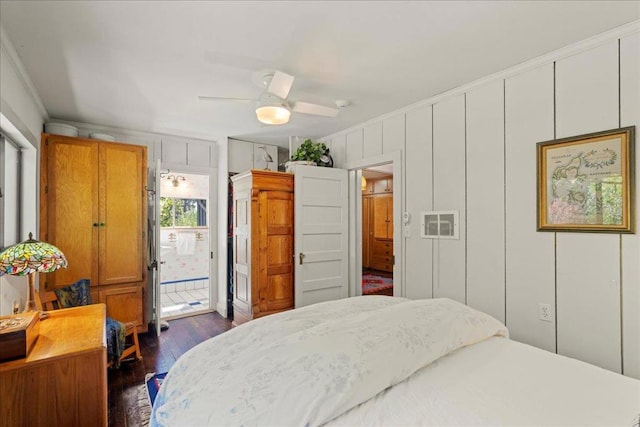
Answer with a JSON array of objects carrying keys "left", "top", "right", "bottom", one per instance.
[{"left": 160, "top": 197, "right": 207, "bottom": 227}]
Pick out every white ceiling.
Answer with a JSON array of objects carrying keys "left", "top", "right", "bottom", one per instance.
[{"left": 1, "top": 1, "right": 638, "bottom": 148}]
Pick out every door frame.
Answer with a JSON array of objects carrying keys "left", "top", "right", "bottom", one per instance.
[
  {"left": 153, "top": 162, "right": 218, "bottom": 327},
  {"left": 345, "top": 151, "right": 403, "bottom": 298}
]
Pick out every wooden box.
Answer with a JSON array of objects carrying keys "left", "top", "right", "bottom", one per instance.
[{"left": 0, "top": 312, "right": 40, "bottom": 362}]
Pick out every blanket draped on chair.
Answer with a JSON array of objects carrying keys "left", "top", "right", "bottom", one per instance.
[
  {"left": 106, "top": 317, "right": 126, "bottom": 367},
  {"left": 55, "top": 278, "right": 126, "bottom": 366}
]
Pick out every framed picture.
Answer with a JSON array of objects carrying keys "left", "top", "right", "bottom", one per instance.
[{"left": 537, "top": 126, "right": 635, "bottom": 233}]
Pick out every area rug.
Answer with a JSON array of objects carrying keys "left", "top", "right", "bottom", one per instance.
[
  {"left": 137, "top": 372, "right": 167, "bottom": 427},
  {"left": 362, "top": 274, "right": 393, "bottom": 295}
]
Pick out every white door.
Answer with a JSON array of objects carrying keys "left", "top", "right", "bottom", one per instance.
[
  {"left": 294, "top": 165, "right": 349, "bottom": 308},
  {"left": 153, "top": 159, "right": 163, "bottom": 336}
]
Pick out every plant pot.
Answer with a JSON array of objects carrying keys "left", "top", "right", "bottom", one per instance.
[{"left": 285, "top": 160, "right": 316, "bottom": 173}]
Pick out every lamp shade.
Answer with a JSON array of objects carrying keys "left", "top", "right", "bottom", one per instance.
[
  {"left": 256, "top": 104, "right": 291, "bottom": 125},
  {"left": 0, "top": 233, "right": 67, "bottom": 276}
]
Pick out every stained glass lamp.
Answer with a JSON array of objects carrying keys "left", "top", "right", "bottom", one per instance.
[{"left": 0, "top": 232, "right": 67, "bottom": 312}]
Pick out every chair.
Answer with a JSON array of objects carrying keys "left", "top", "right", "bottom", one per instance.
[{"left": 35, "top": 288, "right": 142, "bottom": 367}]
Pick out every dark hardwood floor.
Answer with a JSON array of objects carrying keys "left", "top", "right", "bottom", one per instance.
[{"left": 107, "top": 312, "right": 232, "bottom": 427}]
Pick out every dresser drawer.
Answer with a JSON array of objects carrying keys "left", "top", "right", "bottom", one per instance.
[
  {"left": 371, "top": 254, "right": 393, "bottom": 265},
  {"left": 370, "top": 257, "right": 393, "bottom": 272},
  {"left": 372, "top": 239, "right": 392, "bottom": 254}
]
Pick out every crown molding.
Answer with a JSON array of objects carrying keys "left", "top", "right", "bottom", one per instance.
[
  {"left": 323, "top": 20, "right": 640, "bottom": 142},
  {"left": 0, "top": 24, "right": 49, "bottom": 121},
  {"left": 52, "top": 118, "right": 220, "bottom": 145}
]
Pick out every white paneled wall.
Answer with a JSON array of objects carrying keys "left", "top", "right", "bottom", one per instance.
[
  {"left": 505, "top": 64, "right": 556, "bottom": 353},
  {"left": 321, "top": 24, "right": 640, "bottom": 378},
  {"left": 404, "top": 105, "right": 433, "bottom": 299},
  {"left": 346, "top": 129, "right": 364, "bottom": 164},
  {"left": 466, "top": 80, "right": 505, "bottom": 323},
  {"left": 620, "top": 32, "right": 640, "bottom": 379},
  {"left": 331, "top": 134, "right": 347, "bottom": 169},
  {"left": 363, "top": 122, "right": 382, "bottom": 158},
  {"left": 432, "top": 95, "right": 466, "bottom": 303},
  {"left": 382, "top": 115, "right": 405, "bottom": 154},
  {"left": 228, "top": 139, "right": 279, "bottom": 172},
  {"left": 555, "top": 41, "right": 622, "bottom": 373}
]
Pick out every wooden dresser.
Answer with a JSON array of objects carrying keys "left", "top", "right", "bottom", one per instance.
[
  {"left": 231, "top": 170, "right": 294, "bottom": 326},
  {"left": 0, "top": 304, "right": 107, "bottom": 427},
  {"left": 40, "top": 134, "right": 148, "bottom": 331}
]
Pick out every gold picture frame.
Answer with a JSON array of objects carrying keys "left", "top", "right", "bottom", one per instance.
[{"left": 537, "top": 126, "right": 635, "bottom": 233}]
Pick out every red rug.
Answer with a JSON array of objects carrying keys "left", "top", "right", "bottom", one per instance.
[{"left": 362, "top": 274, "right": 393, "bottom": 295}]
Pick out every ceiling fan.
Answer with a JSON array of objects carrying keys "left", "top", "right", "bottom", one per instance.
[{"left": 198, "top": 70, "right": 341, "bottom": 125}]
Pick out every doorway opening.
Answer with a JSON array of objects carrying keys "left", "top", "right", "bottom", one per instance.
[
  {"left": 158, "top": 171, "right": 212, "bottom": 320},
  {"left": 361, "top": 164, "right": 394, "bottom": 296}
]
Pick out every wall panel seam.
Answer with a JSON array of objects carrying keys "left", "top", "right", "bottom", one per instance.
[
  {"left": 431, "top": 106, "right": 435, "bottom": 297},
  {"left": 553, "top": 60, "right": 558, "bottom": 355},
  {"left": 464, "top": 93, "right": 468, "bottom": 306},
  {"left": 503, "top": 78, "right": 508, "bottom": 326}
]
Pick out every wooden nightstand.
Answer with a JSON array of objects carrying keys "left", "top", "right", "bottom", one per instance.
[{"left": 0, "top": 304, "right": 107, "bottom": 427}]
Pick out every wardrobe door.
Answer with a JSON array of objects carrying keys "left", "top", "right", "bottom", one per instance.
[
  {"left": 373, "top": 196, "right": 388, "bottom": 239},
  {"left": 362, "top": 197, "right": 371, "bottom": 268},
  {"left": 99, "top": 142, "right": 146, "bottom": 286},
  {"left": 385, "top": 195, "right": 393, "bottom": 238},
  {"left": 258, "top": 190, "right": 294, "bottom": 313},
  {"left": 42, "top": 137, "right": 99, "bottom": 289}
]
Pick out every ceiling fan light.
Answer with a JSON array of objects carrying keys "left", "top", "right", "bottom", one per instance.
[{"left": 256, "top": 104, "right": 291, "bottom": 125}]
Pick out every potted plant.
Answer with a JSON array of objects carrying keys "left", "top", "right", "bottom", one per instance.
[{"left": 285, "top": 139, "right": 327, "bottom": 172}]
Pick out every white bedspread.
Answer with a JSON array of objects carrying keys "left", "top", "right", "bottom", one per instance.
[
  {"left": 328, "top": 336, "right": 640, "bottom": 426},
  {"left": 151, "top": 297, "right": 507, "bottom": 426}
]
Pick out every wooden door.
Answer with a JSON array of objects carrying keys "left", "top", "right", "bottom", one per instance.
[
  {"left": 362, "top": 197, "right": 371, "bottom": 268},
  {"left": 386, "top": 195, "right": 394, "bottom": 237},
  {"left": 233, "top": 186, "right": 252, "bottom": 321},
  {"left": 257, "top": 190, "right": 294, "bottom": 313},
  {"left": 99, "top": 284, "right": 143, "bottom": 327},
  {"left": 373, "top": 194, "right": 393, "bottom": 239},
  {"left": 99, "top": 143, "right": 146, "bottom": 286},
  {"left": 294, "top": 165, "right": 349, "bottom": 308},
  {"left": 41, "top": 137, "right": 99, "bottom": 289}
]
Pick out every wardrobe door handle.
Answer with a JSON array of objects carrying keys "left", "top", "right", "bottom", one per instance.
[
  {"left": 93, "top": 223, "right": 98, "bottom": 227},
  {"left": 299, "top": 253, "right": 305, "bottom": 265},
  {"left": 99, "top": 222, "right": 106, "bottom": 227}
]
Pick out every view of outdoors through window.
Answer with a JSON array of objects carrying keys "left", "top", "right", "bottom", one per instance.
[{"left": 160, "top": 197, "right": 207, "bottom": 227}]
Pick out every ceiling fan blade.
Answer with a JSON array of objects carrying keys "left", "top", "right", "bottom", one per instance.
[
  {"left": 198, "top": 96, "right": 256, "bottom": 102},
  {"left": 292, "top": 101, "right": 340, "bottom": 117},
  {"left": 267, "top": 70, "right": 294, "bottom": 99}
]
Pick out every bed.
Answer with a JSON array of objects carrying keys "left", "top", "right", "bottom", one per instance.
[{"left": 150, "top": 296, "right": 640, "bottom": 426}]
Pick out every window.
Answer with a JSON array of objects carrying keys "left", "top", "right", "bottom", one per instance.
[
  {"left": 160, "top": 197, "right": 207, "bottom": 227},
  {"left": 0, "top": 134, "right": 21, "bottom": 247}
]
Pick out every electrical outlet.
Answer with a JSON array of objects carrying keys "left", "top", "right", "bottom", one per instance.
[{"left": 538, "top": 303, "right": 553, "bottom": 322}]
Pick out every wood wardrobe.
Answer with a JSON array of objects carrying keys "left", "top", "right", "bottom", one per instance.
[
  {"left": 362, "top": 176, "right": 393, "bottom": 272},
  {"left": 39, "top": 134, "right": 148, "bottom": 331},
  {"left": 231, "top": 170, "right": 294, "bottom": 326}
]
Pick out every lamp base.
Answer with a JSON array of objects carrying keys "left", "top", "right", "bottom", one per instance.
[{"left": 22, "top": 272, "right": 38, "bottom": 313}]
